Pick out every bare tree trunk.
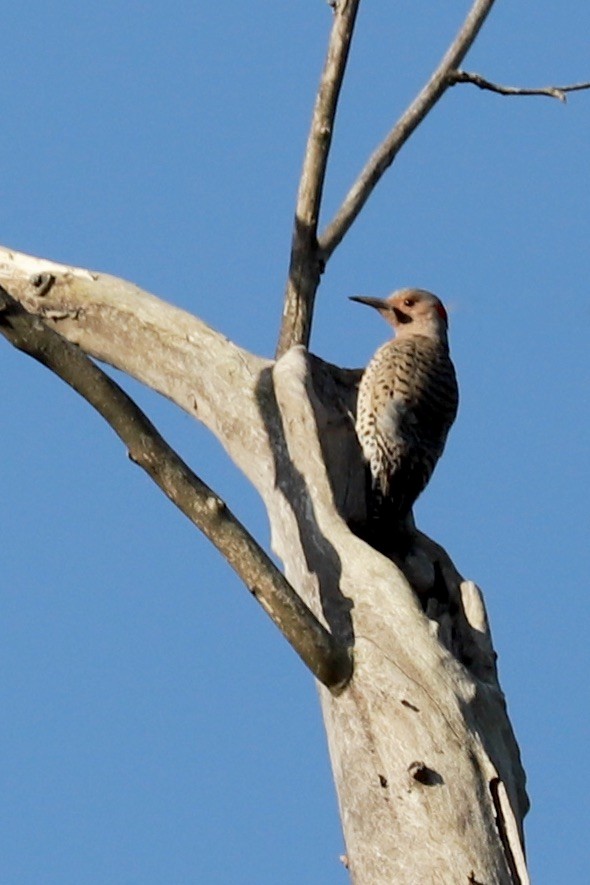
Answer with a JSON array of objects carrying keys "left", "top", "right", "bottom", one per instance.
[{"left": 0, "top": 249, "right": 528, "bottom": 882}]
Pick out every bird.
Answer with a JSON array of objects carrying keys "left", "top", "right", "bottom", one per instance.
[{"left": 350, "top": 288, "right": 459, "bottom": 535}]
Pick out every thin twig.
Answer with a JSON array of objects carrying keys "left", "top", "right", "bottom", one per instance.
[
  {"left": 319, "top": 0, "right": 497, "bottom": 259},
  {"left": 0, "top": 285, "right": 353, "bottom": 691},
  {"left": 449, "top": 69, "right": 590, "bottom": 102},
  {"left": 276, "top": 0, "right": 361, "bottom": 358}
]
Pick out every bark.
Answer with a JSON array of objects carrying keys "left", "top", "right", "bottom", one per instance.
[{"left": 0, "top": 247, "right": 529, "bottom": 883}]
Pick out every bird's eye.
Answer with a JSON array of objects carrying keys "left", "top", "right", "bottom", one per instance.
[{"left": 403, "top": 298, "right": 415, "bottom": 308}]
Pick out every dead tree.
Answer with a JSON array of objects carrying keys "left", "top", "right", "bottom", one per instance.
[{"left": 1, "top": 2, "right": 588, "bottom": 881}]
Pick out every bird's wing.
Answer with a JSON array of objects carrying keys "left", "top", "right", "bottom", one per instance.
[{"left": 374, "top": 394, "right": 416, "bottom": 444}]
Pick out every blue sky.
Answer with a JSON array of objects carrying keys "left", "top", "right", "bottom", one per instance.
[{"left": 1, "top": 2, "right": 589, "bottom": 882}]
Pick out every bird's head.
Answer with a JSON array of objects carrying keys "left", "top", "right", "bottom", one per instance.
[{"left": 349, "top": 288, "right": 449, "bottom": 340}]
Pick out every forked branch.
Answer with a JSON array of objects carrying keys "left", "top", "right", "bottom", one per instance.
[
  {"left": 319, "top": 0, "right": 497, "bottom": 259},
  {"left": 449, "top": 69, "right": 590, "bottom": 102},
  {"left": 0, "top": 285, "right": 353, "bottom": 692},
  {"left": 277, "top": 0, "right": 500, "bottom": 354}
]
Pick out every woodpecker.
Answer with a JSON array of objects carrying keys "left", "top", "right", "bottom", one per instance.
[{"left": 350, "top": 288, "right": 458, "bottom": 526}]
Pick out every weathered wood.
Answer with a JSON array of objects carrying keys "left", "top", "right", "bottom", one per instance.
[
  {"left": 0, "top": 248, "right": 529, "bottom": 882},
  {"left": 272, "top": 346, "right": 528, "bottom": 884}
]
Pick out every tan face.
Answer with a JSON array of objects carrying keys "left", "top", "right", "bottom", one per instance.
[
  {"left": 386, "top": 289, "right": 448, "bottom": 329},
  {"left": 350, "top": 288, "right": 448, "bottom": 337}
]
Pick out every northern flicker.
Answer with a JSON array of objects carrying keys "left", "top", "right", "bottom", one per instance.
[{"left": 351, "top": 288, "right": 458, "bottom": 526}]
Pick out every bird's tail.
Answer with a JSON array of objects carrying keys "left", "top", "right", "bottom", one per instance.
[{"left": 361, "top": 467, "right": 414, "bottom": 556}]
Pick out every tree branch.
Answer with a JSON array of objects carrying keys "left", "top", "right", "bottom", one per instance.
[
  {"left": 0, "top": 247, "right": 272, "bottom": 480},
  {"left": 276, "top": 0, "right": 361, "bottom": 358},
  {"left": 449, "top": 69, "right": 590, "bottom": 102},
  {"left": 0, "top": 284, "right": 353, "bottom": 692},
  {"left": 319, "top": 0, "right": 497, "bottom": 259}
]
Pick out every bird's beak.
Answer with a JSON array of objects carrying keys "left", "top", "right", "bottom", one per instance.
[{"left": 349, "top": 295, "right": 388, "bottom": 311}]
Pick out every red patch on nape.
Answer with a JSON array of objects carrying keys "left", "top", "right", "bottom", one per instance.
[{"left": 435, "top": 302, "right": 448, "bottom": 325}]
